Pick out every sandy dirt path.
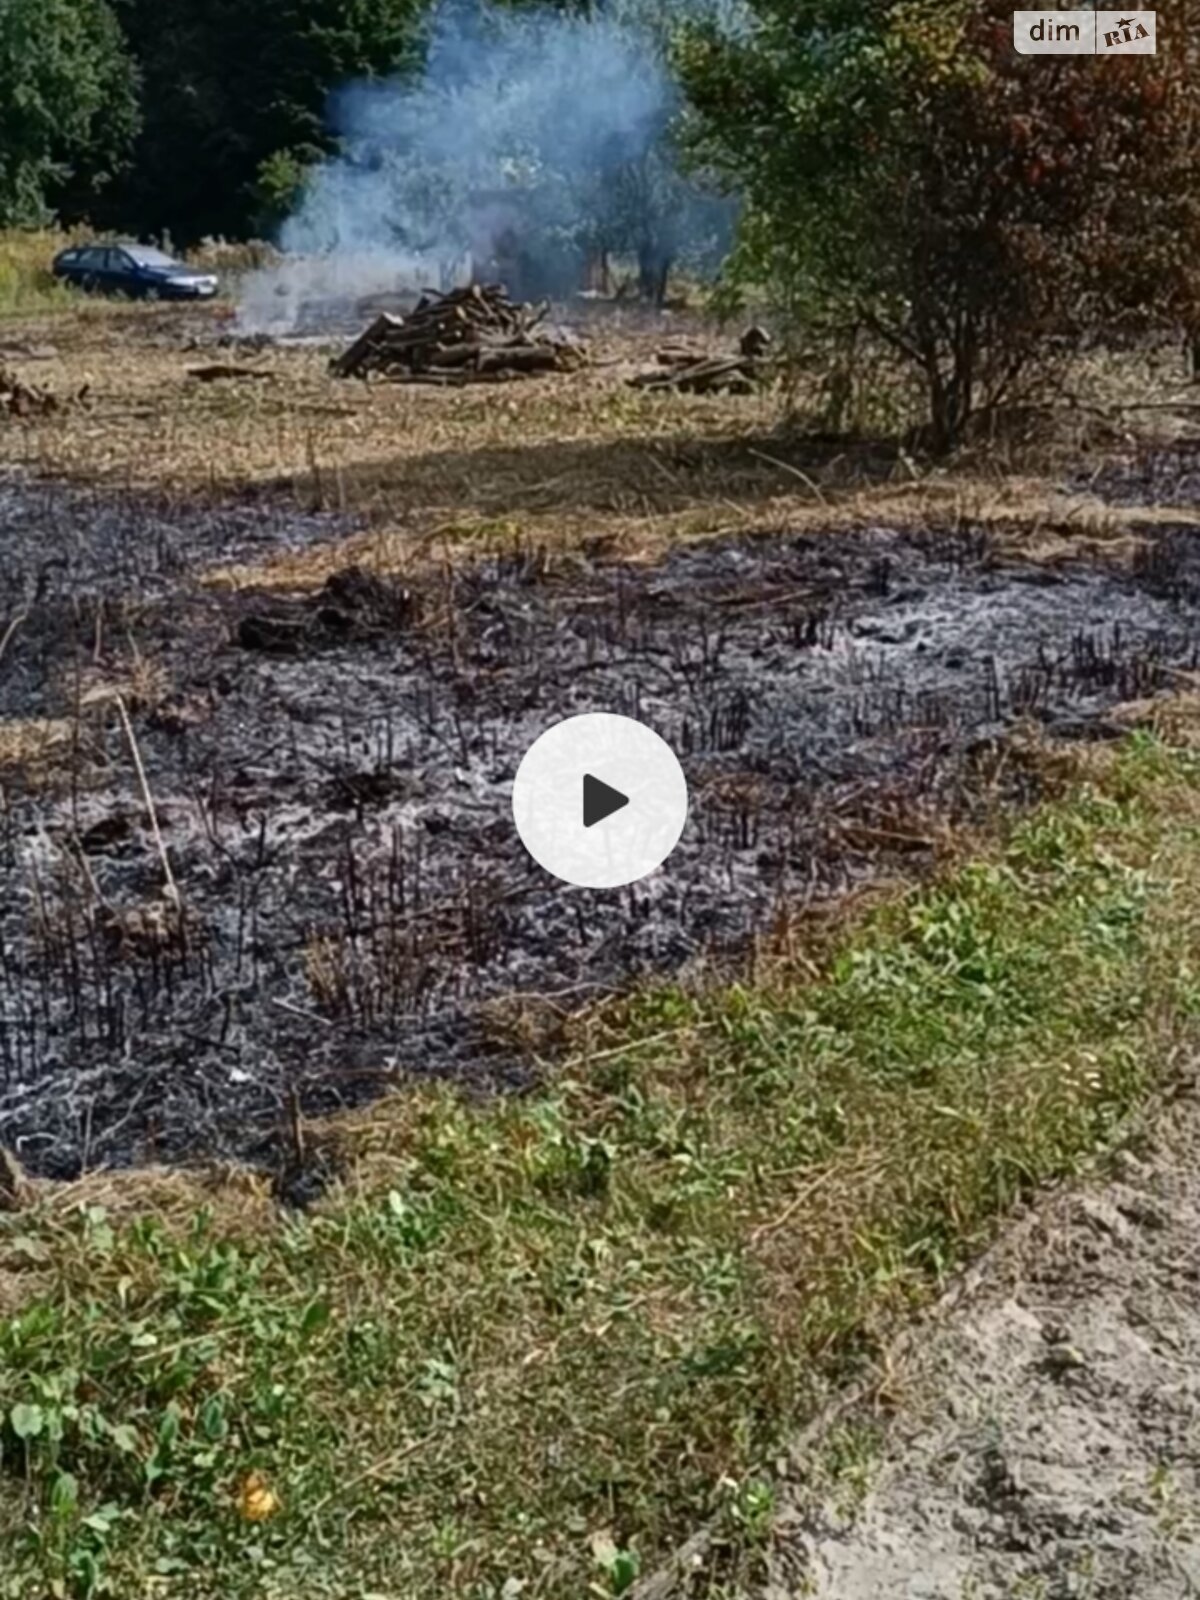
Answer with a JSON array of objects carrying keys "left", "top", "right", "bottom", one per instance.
[{"left": 763, "top": 1083, "right": 1200, "bottom": 1600}]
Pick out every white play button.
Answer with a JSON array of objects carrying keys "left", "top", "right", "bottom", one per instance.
[{"left": 512, "top": 713, "right": 689, "bottom": 888}]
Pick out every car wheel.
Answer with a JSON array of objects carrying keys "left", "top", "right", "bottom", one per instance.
[{"left": 81, "top": 275, "right": 97, "bottom": 294}]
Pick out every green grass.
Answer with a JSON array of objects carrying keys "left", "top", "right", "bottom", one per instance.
[
  {"left": 2, "top": 737, "right": 1200, "bottom": 1599},
  {"left": 0, "top": 231, "right": 77, "bottom": 318}
]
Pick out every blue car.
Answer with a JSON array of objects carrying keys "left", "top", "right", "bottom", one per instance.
[{"left": 51, "top": 242, "right": 219, "bottom": 301}]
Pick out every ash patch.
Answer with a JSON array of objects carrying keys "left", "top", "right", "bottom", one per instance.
[
  {"left": 1073, "top": 441, "right": 1200, "bottom": 508},
  {"left": 1130, "top": 525, "right": 1200, "bottom": 603},
  {"left": 0, "top": 471, "right": 352, "bottom": 718},
  {"left": 0, "top": 516, "right": 1197, "bottom": 1177}
]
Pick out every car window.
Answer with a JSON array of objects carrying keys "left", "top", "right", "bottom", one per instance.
[
  {"left": 78, "top": 248, "right": 108, "bottom": 270},
  {"left": 109, "top": 249, "right": 134, "bottom": 272},
  {"left": 126, "top": 246, "right": 179, "bottom": 268},
  {"left": 58, "top": 249, "right": 80, "bottom": 266}
]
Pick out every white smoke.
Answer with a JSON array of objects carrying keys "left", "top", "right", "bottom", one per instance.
[{"left": 238, "top": 0, "right": 741, "bottom": 334}]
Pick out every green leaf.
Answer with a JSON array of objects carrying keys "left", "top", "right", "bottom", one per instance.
[
  {"left": 82, "top": 1503, "right": 122, "bottom": 1537},
  {"left": 591, "top": 1533, "right": 640, "bottom": 1593},
  {"left": 300, "top": 1298, "right": 331, "bottom": 1337},
  {"left": 83, "top": 1206, "right": 114, "bottom": 1253},
  {"left": 8, "top": 1235, "right": 49, "bottom": 1264},
  {"left": 50, "top": 1471, "right": 78, "bottom": 1517},
  {"left": 610, "top": 1551, "right": 640, "bottom": 1595},
  {"left": 157, "top": 1404, "right": 181, "bottom": 1448},
  {"left": 199, "top": 1396, "right": 227, "bottom": 1440},
  {"left": 10, "top": 1401, "right": 44, "bottom": 1439}
]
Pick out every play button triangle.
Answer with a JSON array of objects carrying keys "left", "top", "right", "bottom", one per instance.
[{"left": 583, "top": 773, "right": 630, "bottom": 828}]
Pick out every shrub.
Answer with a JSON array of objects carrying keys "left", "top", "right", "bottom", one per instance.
[{"left": 681, "top": 0, "right": 1200, "bottom": 450}]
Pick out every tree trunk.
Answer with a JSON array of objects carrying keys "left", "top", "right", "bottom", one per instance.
[
  {"left": 924, "top": 343, "right": 974, "bottom": 454},
  {"left": 638, "top": 242, "right": 673, "bottom": 307},
  {"left": 583, "top": 247, "right": 612, "bottom": 294}
]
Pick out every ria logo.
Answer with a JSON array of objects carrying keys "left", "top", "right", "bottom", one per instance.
[
  {"left": 1098, "top": 12, "right": 1154, "bottom": 51},
  {"left": 1013, "top": 11, "right": 1157, "bottom": 54}
]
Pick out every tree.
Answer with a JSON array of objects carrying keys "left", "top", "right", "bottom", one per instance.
[
  {"left": 103, "top": 0, "right": 427, "bottom": 243},
  {"left": 681, "top": 0, "right": 1200, "bottom": 450},
  {"left": 588, "top": 124, "right": 731, "bottom": 302},
  {"left": 595, "top": 0, "right": 740, "bottom": 299},
  {"left": 0, "top": 0, "right": 138, "bottom": 227}
]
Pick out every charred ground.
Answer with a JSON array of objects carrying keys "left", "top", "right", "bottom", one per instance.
[{"left": 2, "top": 442, "right": 1200, "bottom": 1178}]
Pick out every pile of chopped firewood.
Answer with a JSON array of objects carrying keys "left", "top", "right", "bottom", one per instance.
[
  {"left": 0, "top": 367, "right": 61, "bottom": 418},
  {"left": 331, "top": 283, "right": 586, "bottom": 385},
  {"left": 629, "top": 326, "right": 774, "bottom": 396}
]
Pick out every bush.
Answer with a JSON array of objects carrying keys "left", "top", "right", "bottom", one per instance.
[{"left": 681, "top": 0, "right": 1200, "bottom": 450}]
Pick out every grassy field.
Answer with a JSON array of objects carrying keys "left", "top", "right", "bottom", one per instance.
[
  {"left": 3, "top": 273, "right": 1200, "bottom": 1598},
  {"left": 0, "top": 735, "right": 1198, "bottom": 1599},
  {"left": 2, "top": 269, "right": 1198, "bottom": 587}
]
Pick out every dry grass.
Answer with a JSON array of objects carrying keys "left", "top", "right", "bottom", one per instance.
[
  {"left": 3, "top": 302, "right": 1199, "bottom": 598},
  {"left": 0, "top": 655, "right": 170, "bottom": 781},
  {"left": 186, "top": 239, "right": 280, "bottom": 274},
  {"left": 0, "top": 231, "right": 84, "bottom": 318},
  {"left": 74, "top": 657, "right": 172, "bottom": 715},
  {"left": 1109, "top": 689, "right": 1200, "bottom": 746},
  {"left": 0, "top": 717, "right": 78, "bottom": 772},
  {"left": 8, "top": 1159, "right": 275, "bottom": 1236}
]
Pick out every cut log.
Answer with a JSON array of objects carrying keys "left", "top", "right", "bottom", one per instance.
[
  {"left": 330, "top": 313, "right": 405, "bottom": 378},
  {"left": 421, "top": 342, "right": 481, "bottom": 369},
  {"left": 0, "top": 367, "right": 61, "bottom": 417},
  {"left": 187, "top": 364, "right": 274, "bottom": 383},
  {"left": 477, "top": 344, "right": 562, "bottom": 375},
  {"left": 630, "top": 355, "right": 756, "bottom": 393},
  {"left": 386, "top": 372, "right": 470, "bottom": 388}
]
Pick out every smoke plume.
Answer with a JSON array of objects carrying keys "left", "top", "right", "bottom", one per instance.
[{"left": 238, "top": 0, "right": 737, "bottom": 333}]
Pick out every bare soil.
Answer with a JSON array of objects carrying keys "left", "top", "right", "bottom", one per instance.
[{"left": 763, "top": 1080, "right": 1200, "bottom": 1600}]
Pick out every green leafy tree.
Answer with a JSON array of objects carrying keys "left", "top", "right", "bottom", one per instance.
[
  {"left": 105, "top": 0, "right": 427, "bottom": 243},
  {"left": 681, "top": 0, "right": 1200, "bottom": 449},
  {"left": 0, "top": 0, "right": 139, "bottom": 227}
]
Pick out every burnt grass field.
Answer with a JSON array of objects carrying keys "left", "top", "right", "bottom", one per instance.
[{"left": 1, "top": 463, "right": 1199, "bottom": 1184}]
